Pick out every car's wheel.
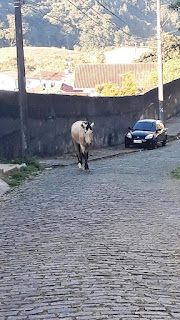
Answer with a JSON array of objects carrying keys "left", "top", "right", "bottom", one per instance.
[
  {"left": 162, "top": 136, "right": 167, "bottom": 146},
  {"left": 152, "top": 139, "right": 158, "bottom": 149},
  {"left": 125, "top": 141, "right": 130, "bottom": 148}
]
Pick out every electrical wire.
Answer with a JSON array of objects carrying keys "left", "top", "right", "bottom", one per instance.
[
  {"left": 24, "top": 0, "right": 155, "bottom": 43},
  {"left": 65, "top": 0, "right": 115, "bottom": 34},
  {"left": 85, "top": 0, "right": 140, "bottom": 36},
  {"left": 56, "top": 0, "right": 149, "bottom": 42},
  {"left": 97, "top": 0, "right": 155, "bottom": 40},
  {"left": 25, "top": 4, "right": 70, "bottom": 35},
  {"left": 95, "top": 0, "right": 155, "bottom": 40},
  {"left": 96, "top": 0, "right": 131, "bottom": 28},
  {"left": 24, "top": 2, "right": 114, "bottom": 44},
  {"left": 25, "top": 0, "right": 127, "bottom": 39},
  {"left": 67, "top": 0, "right": 147, "bottom": 41}
]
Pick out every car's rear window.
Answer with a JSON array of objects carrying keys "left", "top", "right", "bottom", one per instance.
[{"left": 133, "top": 121, "right": 156, "bottom": 131}]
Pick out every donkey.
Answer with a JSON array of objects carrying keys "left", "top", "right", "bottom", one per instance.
[{"left": 71, "top": 120, "right": 94, "bottom": 170}]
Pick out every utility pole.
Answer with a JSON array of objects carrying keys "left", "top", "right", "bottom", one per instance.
[
  {"left": 14, "top": 0, "right": 28, "bottom": 161},
  {"left": 157, "top": 0, "right": 164, "bottom": 123}
]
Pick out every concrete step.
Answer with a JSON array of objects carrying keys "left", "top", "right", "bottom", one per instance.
[{"left": 0, "top": 164, "right": 22, "bottom": 179}]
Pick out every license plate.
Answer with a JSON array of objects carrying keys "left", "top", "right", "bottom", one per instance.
[{"left": 134, "top": 140, "right": 142, "bottom": 143}]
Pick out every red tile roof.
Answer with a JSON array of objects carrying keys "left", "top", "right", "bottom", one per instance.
[
  {"left": 74, "top": 63, "right": 156, "bottom": 89},
  {"left": 60, "top": 83, "right": 74, "bottom": 92},
  {"left": 29, "top": 71, "right": 64, "bottom": 81}
]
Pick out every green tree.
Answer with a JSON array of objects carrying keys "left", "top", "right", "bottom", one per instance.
[
  {"left": 3, "top": 15, "right": 16, "bottom": 46},
  {"left": 120, "top": 72, "right": 138, "bottom": 96},
  {"left": 95, "top": 72, "right": 138, "bottom": 96},
  {"left": 0, "top": 1, "right": 13, "bottom": 46},
  {"left": 137, "top": 33, "right": 180, "bottom": 63},
  {"left": 95, "top": 83, "right": 122, "bottom": 96},
  {"left": 169, "top": 1, "right": 180, "bottom": 30},
  {"left": 142, "top": 59, "right": 180, "bottom": 91}
]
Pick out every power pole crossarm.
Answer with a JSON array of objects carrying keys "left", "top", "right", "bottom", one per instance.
[{"left": 14, "top": 0, "right": 28, "bottom": 161}]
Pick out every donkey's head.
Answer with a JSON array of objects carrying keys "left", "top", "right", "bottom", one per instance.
[{"left": 81, "top": 121, "right": 94, "bottom": 146}]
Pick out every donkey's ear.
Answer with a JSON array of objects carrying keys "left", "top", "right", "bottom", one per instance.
[{"left": 91, "top": 122, "right": 94, "bottom": 128}]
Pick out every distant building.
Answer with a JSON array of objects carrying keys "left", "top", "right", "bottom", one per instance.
[
  {"left": 0, "top": 70, "right": 73, "bottom": 94},
  {"left": 104, "top": 47, "right": 152, "bottom": 64},
  {"left": 26, "top": 71, "right": 64, "bottom": 93},
  {"left": 73, "top": 63, "right": 156, "bottom": 95},
  {"left": 0, "top": 71, "right": 18, "bottom": 91}
]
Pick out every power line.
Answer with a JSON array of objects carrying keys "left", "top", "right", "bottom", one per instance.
[
  {"left": 66, "top": 0, "right": 115, "bottom": 34},
  {"left": 26, "top": 0, "right": 113, "bottom": 35},
  {"left": 96, "top": 0, "right": 132, "bottom": 32},
  {"left": 24, "top": 2, "right": 113, "bottom": 44},
  {"left": 85, "top": 1, "right": 140, "bottom": 37},
  {"left": 76, "top": 0, "right": 150, "bottom": 40},
  {"left": 25, "top": 4, "right": 70, "bottom": 35},
  {"left": 56, "top": 0, "right": 149, "bottom": 42},
  {"left": 25, "top": 0, "right": 133, "bottom": 39},
  {"left": 95, "top": 0, "right": 154, "bottom": 40},
  {"left": 26, "top": 0, "right": 132, "bottom": 39},
  {"left": 25, "top": 0, "right": 154, "bottom": 43}
]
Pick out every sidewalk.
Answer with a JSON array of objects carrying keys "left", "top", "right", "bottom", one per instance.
[
  {"left": 39, "top": 113, "right": 180, "bottom": 168},
  {"left": 166, "top": 112, "right": 180, "bottom": 138},
  {"left": 0, "top": 113, "right": 180, "bottom": 197}
]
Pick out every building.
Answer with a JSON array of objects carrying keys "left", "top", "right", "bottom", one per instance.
[
  {"left": 104, "top": 47, "right": 152, "bottom": 64},
  {"left": 73, "top": 63, "right": 156, "bottom": 95},
  {"left": 0, "top": 71, "right": 18, "bottom": 91},
  {"left": 0, "top": 70, "right": 73, "bottom": 94},
  {"left": 26, "top": 71, "right": 65, "bottom": 93}
]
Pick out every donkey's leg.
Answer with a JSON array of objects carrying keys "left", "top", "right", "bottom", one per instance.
[
  {"left": 80, "top": 145, "right": 88, "bottom": 170},
  {"left": 77, "top": 144, "right": 83, "bottom": 168},
  {"left": 83, "top": 152, "right": 89, "bottom": 170},
  {"left": 73, "top": 141, "right": 82, "bottom": 168}
]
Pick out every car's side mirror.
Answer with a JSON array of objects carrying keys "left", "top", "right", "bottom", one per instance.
[{"left": 128, "top": 126, "right": 132, "bottom": 130}]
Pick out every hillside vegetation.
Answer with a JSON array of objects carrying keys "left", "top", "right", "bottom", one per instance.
[
  {"left": 0, "top": 41, "right": 179, "bottom": 94},
  {"left": 0, "top": 47, "right": 104, "bottom": 76},
  {"left": 0, "top": 0, "right": 179, "bottom": 49}
]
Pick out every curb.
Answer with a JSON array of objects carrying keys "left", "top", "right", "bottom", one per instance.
[
  {"left": 40, "top": 134, "right": 180, "bottom": 169},
  {"left": 1, "top": 133, "right": 179, "bottom": 197},
  {"left": 0, "top": 179, "right": 10, "bottom": 198},
  {"left": 40, "top": 148, "right": 145, "bottom": 169},
  {"left": 167, "top": 133, "right": 180, "bottom": 142}
]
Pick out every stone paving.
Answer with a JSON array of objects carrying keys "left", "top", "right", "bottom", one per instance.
[{"left": 0, "top": 140, "right": 180, "bottom": 320}]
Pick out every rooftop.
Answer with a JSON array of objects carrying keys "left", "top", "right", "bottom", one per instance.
[{"left": 74, "top": 63, "right": 156, "bottom": 90}]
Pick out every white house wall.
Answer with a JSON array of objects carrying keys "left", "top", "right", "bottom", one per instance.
[
  {"left": 0, "top": 74, "right": 18, "bottom": 91},
  {"left": 104, "top": 47, "right": 152, "bottom": 64}
]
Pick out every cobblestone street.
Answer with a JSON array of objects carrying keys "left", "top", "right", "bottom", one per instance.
[{"left": 0, "top": 140, "right": 180, "bottom": 320}]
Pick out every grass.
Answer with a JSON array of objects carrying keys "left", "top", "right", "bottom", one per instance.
[
  {"left": 0, "top": 47, "right": 78, "bottom": 75},
  {"left": 171, "top": 167, "right": 180, "bottom": 179},
  {"left": 4, "top": 157, "right": 43, "bottom": 187},
  {"left": 0, "top": 46, "right": 104, "bottom": 76}
]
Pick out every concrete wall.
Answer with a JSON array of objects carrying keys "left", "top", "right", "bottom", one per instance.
[{"left": 0, "top": 78, "right": 180, "bottom": 159}]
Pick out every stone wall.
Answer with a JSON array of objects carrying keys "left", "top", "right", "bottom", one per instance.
[{"left": 0, "top": 78, "right": 180, "bottom": 159}]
